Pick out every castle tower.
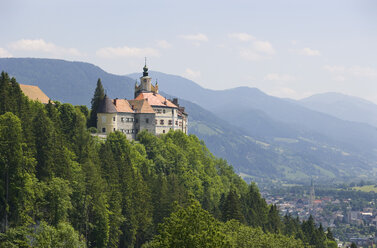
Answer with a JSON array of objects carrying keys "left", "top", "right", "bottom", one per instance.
[{"left": 134, "top": 59, "right": 159, "bottom": 98}]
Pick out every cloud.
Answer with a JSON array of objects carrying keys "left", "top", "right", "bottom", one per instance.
[
  {"left": 229, "top": 33, "right": 275, "bottom": 60},
  {"left": 96, "top": 46, "right": 160, "bottom": 58},
  {"left": 179, "top": 33, "right": 208, "bottom": 42},
  {"left": 9, "top": 39, "right": 81, "bottom": 56},
  {"left": 332, "top": 75, "right": 346, "bottom": 82},
  {"left": 0, "top": 48, "right": 12, "bottom": 57},
  {"left": 269, "top": 87, "right": 298, "bottom": 98},
  {"left": 324, "top": 65, "right": 345, "bottom": 73},
  {"left": 298, "top": 47, "right": 321, "bottom": 56},
  {"left": 239, "top": 40, "right": 275, "bottom": 61},
  {"left": 264, "top": 73, "right": 296, "bottom": 82},
  {"left": 324, "top": 65, "right": 377, "bottom": 81},
  {"left": 183, "top": 68, "right": 201, "bottom": 79},
  {"left": 253, "top": 41, "right": 275, "bottom": 55},
  {"left": 156, "top": 40, "right": 172, "bottom": 49},
  {"left": 349, "top": 66, "right": 377, "bottom": 79},
  {"left": 228, "top": 33, "right": 256, "bottom": 42},
  {"left": 239, "top": 49, "right": 263, "bottom": 61}
]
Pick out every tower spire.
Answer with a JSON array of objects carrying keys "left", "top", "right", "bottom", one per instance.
[{"left": 143, "top": 58, "right": 149, "bottom": 77}]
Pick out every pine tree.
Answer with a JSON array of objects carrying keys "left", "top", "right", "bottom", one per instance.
[
  {"left": 326, "top": 227, "right": 334, "bottom": 241},
  {"left": 88, "top": 78, "right": 104, "bottom": 128},
  {"left": 221, "top": 190, "right": 245, "bottom": 223},
  {"left": 266, "top": 204, "right": 281, "bottom": 233}
]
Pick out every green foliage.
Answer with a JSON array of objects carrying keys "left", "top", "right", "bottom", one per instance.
[
  {"left": 144, "top": 200, "right": 231, "bottom": 248},
  {"left": 0, "top": 74, "right": 333, "bottom": 248},
  {"left": 145, "top": 201, "right": 306, "bottom": 248},
  {"left": 88, "top": 78, "right": 104, "bottom": 128}
]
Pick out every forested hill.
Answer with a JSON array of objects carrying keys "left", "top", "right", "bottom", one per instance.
[{"left": 0, "top": 72, "right": 337, "bottom": 247}]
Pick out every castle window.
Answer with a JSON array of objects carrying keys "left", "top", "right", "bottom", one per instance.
[
  {"left": 131, "top": 118, "right": 134, "bottom": 122},
  {"left": 113, "top": 117, "right": 116, "bottom": 122},
  {"left": 163, "top": 130, "right": 165, "bottom": 134},
  {"left": 121, "top": 117, "right": 124, "bottom": 122},
  {"left": 126, "top": 130, "right": 130, "bottom": 134},
  {"left": 168, "top": 120, "right": 172, "bottom": 125},
  {"left": 102, "top": 127, "right": 106, "bottom": 133},
  {"left": 146, "top": 118, "right": 149, "bottom": 123},
  {"left": 175, "top": 121, "right": 178, "bottom": 125},
  {"left": 113, "top": 128, "right": 116, "bottom": 131},
  {"left": 131, "top": 129, "right": 134, "bottom": 133},
  {"left": 163, "top": 109, "right": 166, "bottom": 114},
  {"left": 160, "top": 120, "right": 164, "bottom": 125},
  {"left": 135, "top": 119, "right": 138, "bottom": 123},
  {"left": 126, "top": 118, "right": 129, "bottom": 122}
]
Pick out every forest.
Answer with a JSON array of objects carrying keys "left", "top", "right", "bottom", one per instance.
[{"left": 0, "top": 72, "right": 337, "bottom": 247}]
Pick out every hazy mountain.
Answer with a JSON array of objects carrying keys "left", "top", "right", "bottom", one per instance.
[
  {"left": 300, "top": 92, "right": 377, "bottom": 128},
  {"left": 0, "top": 58, "right": 134, "bottom": 105},
  {"left": 2, "top": 58, "right": 377, "bottom": 183},
  {"left": 129, "top": 71, "right": 377, "bottom": 158}
]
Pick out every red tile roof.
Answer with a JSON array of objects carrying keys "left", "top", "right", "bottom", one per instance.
[
  {"left": 19, "top": 84, "right": 50, "bottom": 104},
  {"left": 128, "top": 99, "right": 155, "bottom": 114},
  {"left": 134, "top": 92, "right": 177, "bottom": 108},
  {"left": 113, "top": 99, "right": 134, "bottom": 113}
]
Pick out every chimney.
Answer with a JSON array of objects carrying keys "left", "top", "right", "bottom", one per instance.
[{"left": 172, "top": 98, "right": 178, "bottom": 106}]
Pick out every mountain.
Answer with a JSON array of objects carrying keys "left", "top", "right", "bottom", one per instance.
[
  {"left": 0, "top": 58, "right": 134, "bottom": 105},
  {"left": 2, "top": 58, "right": 377, "bottom": 183},
  {"left": 129, "top": 71, "right": 377, "bottom": 159},
  {"left": 299, "top": 92, "right": 377, "bottom": 128}
]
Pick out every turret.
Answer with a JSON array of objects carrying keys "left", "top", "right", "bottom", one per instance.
[{"left": 134, "top": 59, "right": 159, "bottom": 98}]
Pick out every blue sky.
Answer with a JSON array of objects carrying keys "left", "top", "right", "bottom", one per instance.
[{"left": 1, "top": 0, "right": 377, "bottom": 103}]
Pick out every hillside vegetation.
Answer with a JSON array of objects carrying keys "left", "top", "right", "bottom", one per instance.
[{"left": 0, "top": 72, "right": 337, "bottom": 247}]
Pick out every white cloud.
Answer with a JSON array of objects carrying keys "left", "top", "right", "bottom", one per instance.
[
  {"left": 324, "top": 65, "right": 345, "bottom": 73},
  {"left": 96, "top": 46, "right": 160, "bottom": 58},
  {"left": 332, "top": 75, "right": 346, "bottom": 82},
  {"left": 183, "top": 68, "right": 201, "bottom": 79},
  {"left": 239, "top": 49, "right": 264, "bottom": 61},
  {"left": 253, "top": 41, "right": 275, "bottom": 55},
  {"left": 179, "top": 33, "right": 208, "bottom": 42},
  {"left": 324, "top": 65, "right": 377, "bottom": 81},
  {"left": 156, "top": 40, "right": 172, "bottom": 49},
  {"left": 230, "top": 33, "right": 275, "bottom": 60},
  {"left": 349, "top": 66, "right": 377, "bottom": 79},
  {"left": 269, "top": 87, "right": 298, "bottom": 98},
  {"left": 228, "top": 33, "right": 256, "bottom": 42},
  {"left": 0, "top": 48, "right": 12, "bottom": 57},
  {"left": 9, "top": 39, "right": 81, "bottom": 56},
  {"left": 298, "top": 47, "right": 321, "bottom": 56},
  {"left": 264, "top": 73, "right": 296, "bottom": 82},
  {"left": 239, "top": 41, "right": 275, "bottom": 61}
]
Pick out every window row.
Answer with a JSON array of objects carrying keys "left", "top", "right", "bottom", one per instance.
[
  {"left": 156, "top": 119, "right": 179, "bottom": 125},
  {"left": 120, "top": 117, "right": 134, "bottom": 122},
  {"left": 120, "top": 129, "right": 136, "bottom": 134}
]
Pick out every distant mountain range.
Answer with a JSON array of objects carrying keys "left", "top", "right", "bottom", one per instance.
[
  {"left": 299, "top": 92, "right": 377, "bottom": 128},
  {"left": 1, "top": 57, "right": 377, "bottom": 183}
]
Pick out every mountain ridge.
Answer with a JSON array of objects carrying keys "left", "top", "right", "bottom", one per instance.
[{"left": 2, "top": 57, "right": 377, "bottom": 182}]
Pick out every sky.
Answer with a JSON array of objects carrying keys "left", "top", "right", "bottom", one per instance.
[{"left": 1, "top": 0, "right": 377, "bottom": 103}]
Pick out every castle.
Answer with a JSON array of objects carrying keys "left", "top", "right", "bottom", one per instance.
[{"left": 97, "top": 63, "right": 188, "bottom": 140}]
